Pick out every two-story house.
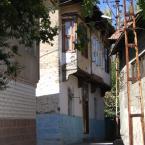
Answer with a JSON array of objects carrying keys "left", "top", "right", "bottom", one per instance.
[
  {"left": 36, "top": 0, "right": 114, "bottom": 145},
  {"left": 0, "top": 42, "right": 39, "bottom": 145},
  {"left": 110, "top": 12, "right": 145, "bottom": 145}
]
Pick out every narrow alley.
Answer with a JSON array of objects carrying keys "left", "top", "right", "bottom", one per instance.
[{"left": 1, "top": 0, "right": 145, "bottom": 145}]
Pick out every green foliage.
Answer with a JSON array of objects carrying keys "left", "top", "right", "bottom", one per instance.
[
  {"left": 0, "top": 0, "right": 58, "bottom": 46},
  {"left": 0, "top": 0, "right": 58, "bottom": 89},
  {"left": 104, "top": 61, "right": 119, "bottom": 117},
  {"left": 75, "top": 23, "right": 89, "bottom": 52},
  {"left": 138, "top": 0, "right": 145, "bottom": 16},
  {"left": 82, "top": 0, "right": 99, "bottom": 17}
]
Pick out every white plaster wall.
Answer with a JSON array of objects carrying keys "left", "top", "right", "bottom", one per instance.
[
  {"left": 36, "top": 10, "right": 60, "bottom": 96},
  {"left": 89, "top": 88, "right": 104, "bottom": 120},
  {"left": 36, "top": 94, "right": 59, "bottom": 114},
  {"left": 59, "top": 76, "right": 105, "bottom": 120},
  {"left": 92, "top": 63, "right": 110, "bottom": 86},
  {"left": 119, "top": 66, "right": 145, "bottom": 145},
  {"left": 0, "top": 81, "right": 36, "bottom": 119},
  {"left": 59, "top": 75, "right": 82, "bottom": 117},
  {"left": 77, "top": 51, "right": 91, "bottom": 74}
]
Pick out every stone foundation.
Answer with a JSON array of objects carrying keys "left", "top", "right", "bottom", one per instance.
[{"left": 0, "top": 119, "right": 36, "bottom": 145}]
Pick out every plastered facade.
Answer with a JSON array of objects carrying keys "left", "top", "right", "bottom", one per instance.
[
  {"left": 36, "top": 1, "right": 111, "bottom": 144},
  {"left": 119, "top": 66, "right": 145, "bottom": 145}
]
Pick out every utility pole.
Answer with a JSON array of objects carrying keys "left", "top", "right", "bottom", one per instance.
[
  {"left": 123, "top": 0, "right": 145, "bottom": 144},
  {"left": 103, "top": 0, "right": 122, "bottom": 138},
  {"left": 115, "top": 0, "right": 121, "bottom": 138}
]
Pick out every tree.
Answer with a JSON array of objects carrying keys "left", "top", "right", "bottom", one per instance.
[
  {"left": 104, "top": 61, "right": 119, "bottom": 117},
  {"left": 138, "top": 0, "right": 145, "bottom": 14},
  {"left": 0, "top": 0, "right": 58, "bottom": 89},
  {"left": 0, "top": 0, "right": 99, "bottom": 89}
]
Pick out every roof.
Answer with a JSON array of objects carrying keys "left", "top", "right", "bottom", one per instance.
[
  {"left": 59, "top": 0, "right": 114, "bottom": 41},
  {"left": 110, "top": 11, "right": 143, "bottom": 55},
  {"left": 109, "top": 29, "right": 123, "bottom": 40}
]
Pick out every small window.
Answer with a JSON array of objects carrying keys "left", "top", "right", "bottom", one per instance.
[
  {"left": 76, "top": 23, "right": 88, "bottom": 58},
  {"left": 91, "top": 35, "right": 102, "bottom": 66},
  {"left": 132, "top": 62, "right": 137, "bottom": 83},
  {"left": 62, "top": 19, "right": 76, "bottom": 52}
]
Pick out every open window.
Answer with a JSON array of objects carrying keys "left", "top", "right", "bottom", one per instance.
[{"left": 62, "top": 19, "right": 76, "bottom": 52}]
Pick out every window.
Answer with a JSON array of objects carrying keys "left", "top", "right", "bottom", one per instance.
[
  {"left": 91, "top": 35, "right": 101, "bottom": 65},
  {"left": 105, "top": 48, "right": 110, "bottom": 73},
  {"left": 91, "top": 36, "right": 96, "bottom": 62},
  {"left": 62, "top": 19, "right": 76, "bottom": 52},
  {"left": 92, "top": 36, "right": 104, "bottom": 68}
]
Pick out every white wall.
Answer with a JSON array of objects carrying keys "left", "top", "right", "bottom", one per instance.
[
  {"left": 36, "top": 10, "right": 60, "bottom": 96},
  {"left": 119, "top": 66, "right": 145, "bottom": 145},
  {"left": 59, "top": 75, "right": 82, "bottom": 117},
  {"left": 89, "top": 88, "right": 104, "bottom": 120},
  {"left": 59, "top": 75, "right": 104, "bottom": 121}
]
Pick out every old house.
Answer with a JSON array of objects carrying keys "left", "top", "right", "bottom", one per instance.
[
  {"left": 111, "top": 12, "right": 145, "bottom": 145},
  {"left": 0, "top": 41, "right": 39, "bottom": 145},
  {"left": 36, "top": 0, "right": 113, "bottom": 145}
]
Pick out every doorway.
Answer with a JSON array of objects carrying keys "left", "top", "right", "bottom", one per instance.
[{"left": 82, "top": 83, "right": 89, "bottom": 134}]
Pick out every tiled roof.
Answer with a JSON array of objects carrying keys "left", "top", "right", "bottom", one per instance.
[
  {"left": 109, "top": 21, "right": 133, "bottom": 40},
  {"left": 109, "top": 29, "right": 123, "bottom": 40}
]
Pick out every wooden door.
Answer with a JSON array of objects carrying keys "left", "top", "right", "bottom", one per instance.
[{"left": 82, "top": 83, "right": 89, "bottom": 134}]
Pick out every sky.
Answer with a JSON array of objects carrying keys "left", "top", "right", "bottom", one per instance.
[{"left": 98, "top": 0, "right": 137, "bottom": 27}]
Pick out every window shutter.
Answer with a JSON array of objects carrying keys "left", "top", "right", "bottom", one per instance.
[
  {"left": 95, "top": 40, "right": 99, "bottom": 65},
  {"left": 91, "top": 36, "right": 96, "bottom": 62}
]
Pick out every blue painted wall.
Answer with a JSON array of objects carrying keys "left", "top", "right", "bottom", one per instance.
[
  {"left": 37, "top": 114, "right": 83, "bottom": 145},
  {"left": 36, "top": 114, "right": 105, "bottom": 145},
  {"left": 89, "top": 119, "right": 105, "bottom": 141}
]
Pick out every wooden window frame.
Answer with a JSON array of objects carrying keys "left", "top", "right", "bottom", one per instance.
[{"left": 62, "top": 18, "right": 76, "bottom": 52}]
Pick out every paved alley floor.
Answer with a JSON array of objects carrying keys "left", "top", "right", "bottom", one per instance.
[{"left": 73, "top": 142, "right": 113, "bottom": 145}]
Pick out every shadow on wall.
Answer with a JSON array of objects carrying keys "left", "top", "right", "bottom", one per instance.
[
  {"left": 105, "top": 118, "right": 119, "bottom": 141},
  {"left": 113, "top": 139, "right": 124, "bottom": 145}
]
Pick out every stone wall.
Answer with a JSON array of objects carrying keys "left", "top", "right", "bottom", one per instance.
[{"left": 36, "top": 94, "right": 59, "bottom": 114}]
